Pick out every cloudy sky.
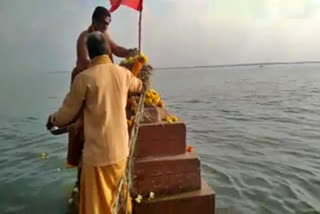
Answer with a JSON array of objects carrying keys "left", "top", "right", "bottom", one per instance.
[{"left": 1, "top": 0, "right": 320, "bottom": 72}]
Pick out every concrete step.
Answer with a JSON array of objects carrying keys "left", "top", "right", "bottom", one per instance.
[
  {"left": 132, "top": 152, "right": 201, "bottom": 196},
  {"left": 133, "top": 179, "right": 215, "bottom": 214},
  {"left": 135, "top": 122, "right": 186, "bottom": 158}
]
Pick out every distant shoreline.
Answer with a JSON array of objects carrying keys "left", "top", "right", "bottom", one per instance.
[{"left": 155, "top": 61, "right": 320, "bottom": 70}]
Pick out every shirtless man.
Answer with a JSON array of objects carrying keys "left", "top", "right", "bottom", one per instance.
[{"left": 72, "top": 6, "right": 137, "bottom": 82}]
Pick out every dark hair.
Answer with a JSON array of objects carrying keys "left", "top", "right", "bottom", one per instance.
[
  {"left": 86, "top": 32, "right": 110, "bottom": 59},
  {"left": 92, "top": 6, "right": 111, "bottom": 23}
]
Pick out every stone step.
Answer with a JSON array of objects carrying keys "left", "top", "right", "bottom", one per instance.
[
  {"left": 135, "top": 122, "right": 186, "bottom": 158},
  {"left": 133, "top": 179, "right": 215, "bottom": 214},
  {"left": 132, "top": 152, "right": 201, "bottom": 196}
]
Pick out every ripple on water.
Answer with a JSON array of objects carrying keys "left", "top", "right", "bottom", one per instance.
[{"left": 3, "top": 66, "right": 320, "bottom": 214}]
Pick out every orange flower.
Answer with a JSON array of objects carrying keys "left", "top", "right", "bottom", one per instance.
[{"left": 186, "top": 146, "right": 193, "bottom": 152}]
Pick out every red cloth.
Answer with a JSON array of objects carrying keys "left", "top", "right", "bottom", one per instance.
[{"left": 109, "top": 0, "right": 143, "bottom": 12}]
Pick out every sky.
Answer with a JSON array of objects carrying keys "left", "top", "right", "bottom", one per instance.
[{"left": 1, "top": 0, "right": 320, "bottom": 72}]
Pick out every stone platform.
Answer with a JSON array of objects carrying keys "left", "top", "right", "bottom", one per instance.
[
  {"left": 133, "top": 179, "right": 215, "bottom": 214},
  {"left": 132, "top": 152, "right": 201, "bottom": 196}
]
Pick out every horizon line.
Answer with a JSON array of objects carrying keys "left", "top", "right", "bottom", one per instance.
[{"left": 154, "top": 61, "right": 320, "bottom": 70}]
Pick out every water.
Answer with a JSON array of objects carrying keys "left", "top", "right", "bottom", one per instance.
[{"left": 1, "top": 64, "right": 320, "bottom": 213}]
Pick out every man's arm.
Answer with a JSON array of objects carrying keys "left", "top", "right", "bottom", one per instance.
[
  {"left": 123, "top": 67, "right": 143, "bottom": 93},
  {"left": 76, "top": 31, "right": 91, "bottom": 72},
  {"left": 50, "top": 74, "right": 87, "bottom": 127},
  {"left": 106, "top": 33, "right": 135, "bottom": 58}
]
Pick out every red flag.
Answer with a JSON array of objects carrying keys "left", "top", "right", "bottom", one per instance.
[{"left": 109, "top": 0, "right": 143, "bottom": 12}]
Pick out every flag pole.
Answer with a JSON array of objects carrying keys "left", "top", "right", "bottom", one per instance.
[{"left": 138, "top": 0, "right": 143, "bottom": 55}]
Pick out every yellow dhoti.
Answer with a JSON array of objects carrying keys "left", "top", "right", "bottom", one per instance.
[{"left": 80, "top": 160, "right": 132, "bottom": 214}]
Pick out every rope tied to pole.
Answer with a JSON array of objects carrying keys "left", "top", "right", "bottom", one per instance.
[
  {"left": 112, "top": 82, "right": 150, "bottom": 214},
  {"left": 113, "top": 2, "right": 146, "bottom": 213}
]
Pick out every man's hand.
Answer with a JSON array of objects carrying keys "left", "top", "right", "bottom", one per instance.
[
  {"left": 128, "top": 48, "right": 139, "bottom": 57},
  {"left": 46, "top": 115, "right": 53, "bottom": 130}
]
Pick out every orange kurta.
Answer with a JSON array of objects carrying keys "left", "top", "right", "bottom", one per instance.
[
  {"left": 51, "top": 55, "right": 142, "bottom": 166},
  {"left": 67, "top": 28, "right": 134, "bottom": 167},
  {"left": 51, "top": 55, "right": 140, "bottom": 214}
]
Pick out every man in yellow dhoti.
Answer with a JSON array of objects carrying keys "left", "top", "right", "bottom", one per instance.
[{"left": 47, "top": 32, "right": 142, "bottom": 214}]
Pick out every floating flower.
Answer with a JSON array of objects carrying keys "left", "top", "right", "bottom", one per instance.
[
  {"left": 72, "top": 187, "right": 78, "bottom": 193},
  {"left": 68, "top": 198, "right": 74, "bottom": 204},
  {"left": 40, "top": 153, "right": 48, "bottom": 160}
]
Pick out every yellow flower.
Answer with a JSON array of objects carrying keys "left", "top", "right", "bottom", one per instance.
[
  {"left": 141, "top": 54, "right": 148, "bottom": 63},
  {"left": 131, "top": 105, "right": 136, "bottom": 112},
  {"left": 165, "top": 116, "right": 173, "bottom": 124},
  {"left": 146, "top": 91, "right": 152, "bottom": 98},
  {"left": 171, "top": 116, "right": 178, "bottom": 122},
  {"left": 146, "top": 98, "right": 153, "bottom": 104},
  {"left": 40, "top": 153, "right": 48, "bottom": 160},
  {"left": 68, "top": 198, "right": 74, "bottom": 204},
  {"left": 135, "top": 198, "right": 142, "bottom": 203},
  {"left": 154, "top": 96, "right": 161, "bottom": 104},
  {"left": 149, "top": 192, "right": 155, "bottom": 199},
  {"left": 150, "top": 95, "right": 156, "bottom": 103},
  {"left": 135, "top": 194, "right": 143, "bottom": 203},
  {"left": 127, "top": 57, "right": 135, "bottom": 64},
  {"left": 150, "top": 89, "right": 158, "bottom": 96}
]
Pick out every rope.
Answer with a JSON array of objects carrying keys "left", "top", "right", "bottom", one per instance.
[
  {"left": 113, "top": 1, "right": 145, "bottom": 213},
  {"left": 112, "top": 85, "right": 148, "bottom": 214}
]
